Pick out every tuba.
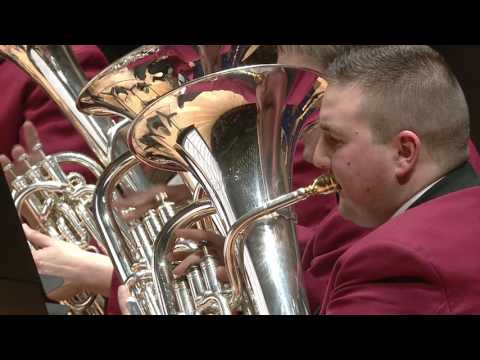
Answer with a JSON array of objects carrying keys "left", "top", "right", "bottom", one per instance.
[
  {"left": 0, "top": 45, "right": 156, "bottom": 314},
  {"left": 124, "top": 64, "right": 334, "bottom": 314},
  {"left": 76, "top": 45, "right": 280, "bottom": 314}
]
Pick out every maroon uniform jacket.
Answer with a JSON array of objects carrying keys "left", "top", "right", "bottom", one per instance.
[
  {"left": 299, "top": 211, "right": 371, "bottom": 314},
  {"left": 318, "top": 162, "right": 480, "bottom": 314},
  {"left": 301, "top": 142, "right": 480, "bottom": 313}
]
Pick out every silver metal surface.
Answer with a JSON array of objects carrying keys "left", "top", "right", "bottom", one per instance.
[
  {"left": 0, "top": 45, "right": 113, "bottom": 166},
  {"left": 131, "top": 64, "right": 328, "bottom": 314},
  {"left": 85, "top": 46, "right": 277, "bottom": 315}
]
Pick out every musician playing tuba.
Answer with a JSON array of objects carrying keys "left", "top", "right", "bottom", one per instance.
[
  {"left": 117, "top": 45, "right": 480, "bottom": 315},
  {"left": 112, "top": 45, "right": 349, "bottom": 314},
  {"left": 6, "top": 45, "right": 480, "bottom": 316},
  {"left": 133, "top": 45, "right": 480, "bottom": 315}
]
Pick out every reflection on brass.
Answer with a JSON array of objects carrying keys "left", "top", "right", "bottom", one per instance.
[
  {"left": 88, "top": 47, "right": 290, "bottom": 315},
  {"left": 78, "top": 45, "right": 273, "bottom": 120},
  {"left": 129, "top": 64, "right": 329, "bottom": 315}
]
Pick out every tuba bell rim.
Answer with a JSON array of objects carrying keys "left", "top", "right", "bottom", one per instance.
[
  {"left": 76, "top": 45, "right": 165, "bottom": 119},
  {"left": 126, "top": 63, "right": 324, "bottom": 172}
]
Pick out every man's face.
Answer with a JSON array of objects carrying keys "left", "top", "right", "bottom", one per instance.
[{"left": 304, "top": 84, "right": 398, "bottom": 227}]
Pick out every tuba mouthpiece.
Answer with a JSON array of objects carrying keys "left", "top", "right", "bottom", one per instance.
[{"left": 306, "top": 175, "right": 341, "bottom": 196}]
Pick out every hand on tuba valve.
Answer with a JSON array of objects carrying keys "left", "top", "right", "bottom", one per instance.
[
  {"left": 23, "top": 223, "right": 114, "bottom": 302},
  {"left": 170, "top": 228, "right": 227, "bottom": 283}
]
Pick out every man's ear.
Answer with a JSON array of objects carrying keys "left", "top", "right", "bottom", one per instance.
[{"left": 392, "top": 130, "right": 421, "bottom": 183}]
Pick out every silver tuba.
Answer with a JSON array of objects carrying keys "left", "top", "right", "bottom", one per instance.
[
  {"left": 77, "top": 45, "right": 279, "bottom": 314},
  {"left": 126, "top": 64, "right": 333, "bottom": 314},
  {"left": 0, "top": 45, "right": 155, "bottom": 314}
]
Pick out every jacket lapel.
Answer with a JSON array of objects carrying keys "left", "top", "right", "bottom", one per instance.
[{"left": 410, "top": 162, "right": 480, "bottom": 209}]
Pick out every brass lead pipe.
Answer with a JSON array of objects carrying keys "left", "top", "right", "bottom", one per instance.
[{"left": 223, "top": 175, "right": 339, "bottom": 308}]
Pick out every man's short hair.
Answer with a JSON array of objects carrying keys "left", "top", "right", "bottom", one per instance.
[{"left": 327, "top": 45, "right": 470, "bottom": 171}]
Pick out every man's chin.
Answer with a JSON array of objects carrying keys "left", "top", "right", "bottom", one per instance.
[
  {"left": 338, "top": 202, "right": 377, "bottom": 228},
  {"left": 338, "top": 201, "right": 362, "bottom": 226}
]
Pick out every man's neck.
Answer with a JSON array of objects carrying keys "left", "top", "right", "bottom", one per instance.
[
  {"left": 391, "top": 176, "right": 446, "bottom": 219},
  {"left": 392, "top": 160, "right": 446, "bottom": 214},
  {"left": 390, "top": 160, "right": 477, "bottom": 219},
  {"left": 362, "top": 162, "right": 447, "bottom": 228}
]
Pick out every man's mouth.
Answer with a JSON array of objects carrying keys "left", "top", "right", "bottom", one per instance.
[{"left": 329, "top": 173, "right": 342, "bottom": 192}]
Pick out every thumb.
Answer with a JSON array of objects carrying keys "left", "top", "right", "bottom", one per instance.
[{"left": 22, "top": 224, "right": 54, "bottom": 249}]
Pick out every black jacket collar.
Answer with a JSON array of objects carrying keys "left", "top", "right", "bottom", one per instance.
[{"left": 410, "top": 162, "right": 480, "bottom": 209}]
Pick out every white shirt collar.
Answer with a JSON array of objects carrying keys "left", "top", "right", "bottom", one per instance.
[{"left": 391, "top": 176, "right": 446, "bottom": 219}]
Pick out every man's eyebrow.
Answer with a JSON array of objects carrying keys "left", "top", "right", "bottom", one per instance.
[
  {"left": 318, "top": 123, "right": 343, "bottom": 136},
  {"left": 304, "top": 120, "right": 344, "bottom": 138}
]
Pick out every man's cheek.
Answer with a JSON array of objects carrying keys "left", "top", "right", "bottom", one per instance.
[{"left": 332, "top": 161, "right": 359, "bottom": 195}]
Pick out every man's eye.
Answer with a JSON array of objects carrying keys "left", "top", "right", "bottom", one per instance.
[
  {"left": 325, "top": 135, "right": 342, "bottom": 147},
  {"left": 304, "top": 122, "right": 320, "bottom": 135}
]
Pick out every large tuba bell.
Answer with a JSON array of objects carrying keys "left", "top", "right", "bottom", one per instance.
[
  {"left": 0, "top": 45, "right": 155, "bottom": 314},
  {"left": 125, "top": 64, "right": 333, "bottom": 314}
]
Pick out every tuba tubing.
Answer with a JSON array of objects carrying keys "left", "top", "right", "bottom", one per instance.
[
  {"left": 150, "top": 175, "right": 339, "bottom": 314},
  {"left": 0, "top": 45, "right": 156, "bottom": 314}
]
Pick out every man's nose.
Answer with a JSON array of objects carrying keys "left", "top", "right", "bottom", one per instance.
[
  {"left": 313, "top": 154, "right": 332, "bottom": 173},
  {"left": 310, "top": 152, "right": 331, "bottom": 173},
  {"left": 303, "top": 139, "right": 331, "bottom": 173}
]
